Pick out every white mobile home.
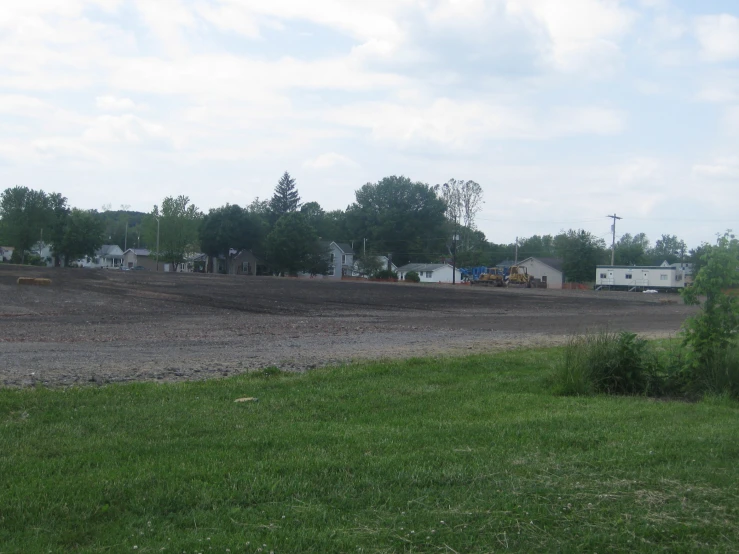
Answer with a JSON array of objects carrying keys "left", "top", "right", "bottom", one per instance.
[{"left": 595, "top": 265, "right": 685, "bottom": 291}]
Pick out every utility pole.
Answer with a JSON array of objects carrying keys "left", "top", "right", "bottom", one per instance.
[
  {"left": 363, "top": 238, "right": 366, "bottom": 258},
  {"left": 607, "top": 214, "right": 622, "bottom": 266},
  {"left": 155, "top": 216, "right": 160, "bottom": 272},
  {"left": 124, "top": 221, "right": 128, "bottom": 251},
  {"left": 514, "top": 237, "right": 518, "bottom": 265},
  {"left": 452, "top": 235, "right": 456, "bottom": 284}
]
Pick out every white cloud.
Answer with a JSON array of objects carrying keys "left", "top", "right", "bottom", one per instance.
[
  {"left": 0, "top": 0, "right": 736, "bottom": 249},
  {"left": 95, "top": 95, "right": 137, "bottom": 111},
  {"left": 695, "top": 14, "right": 739, "bottom": 62},
  {"left": 693, "top": 157, "right": 739, "bottom": 179},
  {"left": 82, "top": 114, "right": 173, "bottom": 146},
  {"left": 507, "top": 0, "right": 636, "bottom": 73},
  {"left": 722, "top": 106, "right": 739, "bottom": 135},
  {"left": 330, "top": 99, "right": 624, "bottom": 149},
  {"left": 304, "top": 152, "right": 358, "bottom": 170}
]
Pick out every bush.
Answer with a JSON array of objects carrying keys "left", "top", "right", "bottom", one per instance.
[
  {"left": 553, "top": 331, "right": 663, "bottom": 396},
  {"left": 688, "top": 343, "right": 739, "bottom": 399},
  {"left": 374, "top": 269, "right": 398, "bottom": 280},
  {"left": 404, "top": 270, "right": 420, "bottom": 283}
]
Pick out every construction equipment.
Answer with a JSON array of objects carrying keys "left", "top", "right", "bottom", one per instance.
[
  {"left": 506, "top": 265, "right": 533, "bottom": 288},
  {"left": 471, "top": 267, "right": 506, "bottom": 287}
]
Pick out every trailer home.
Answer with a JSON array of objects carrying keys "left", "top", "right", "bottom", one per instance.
[{"left": 595, "top": 265, "right": 685, "bottom": 291}]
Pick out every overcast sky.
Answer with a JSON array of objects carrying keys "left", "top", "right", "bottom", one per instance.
[{"left": 2, "top": 0, "right": 738, "bottom": 248}]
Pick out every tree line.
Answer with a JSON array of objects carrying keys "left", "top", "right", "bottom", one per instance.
[{"left": 0, "top": 174, "right": 707, "bottom": 281}]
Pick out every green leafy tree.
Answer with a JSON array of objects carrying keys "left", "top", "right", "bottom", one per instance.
[
  {"left": 97, "top": 207, "right": 147, "bottom": 250},
  {"left": 56, "top": 209, "right": 105, "bottom": 263},
  {"left": 270, "top": 172, "right": 301, "bottom": 218},
  {"left": 517, "top": 235, "right": 556, "bottom": 260},
  {"left": 346, "top": 176, "right": 447, "bottom": 266},
  {"left": 554, "top": 229, "right": 608, "bottom": 283},
  {"left": 615, "top": 233, "right": 650, "bottom": 266},
  {"left": 649, "top": 234, "right": 687, "bottom": 265},
  {"left": 143, "top": 196, "right": 202, "bottom": 266},
  {"left": 300, "top": 202, "right": 348, "bottom": 240},
  {"left": 266, "top": 213, "right": 324, "bottom": 275},
  {"left": 682, "top": 231, "right": 739, "bottom": 368},
  {"left": 0, "top": 186, "right": 61, "bottom": 263},
  {"left": 354, "top": 253, "right": 384, "bottom": 277},
  {"left": 199, "top": 204, "right": 264, "bottom": 272},
  {"left": 689, "top": 244, "right": 711, "bottom": 275}
]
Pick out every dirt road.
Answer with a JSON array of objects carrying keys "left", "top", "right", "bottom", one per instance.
[{"left": 0, "top": 266, "right": 697, "bottom": 387}]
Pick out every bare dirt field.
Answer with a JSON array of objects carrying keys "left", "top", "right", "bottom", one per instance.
[{"left": 0, "top": 265, "right": 698, "bottom": 387}]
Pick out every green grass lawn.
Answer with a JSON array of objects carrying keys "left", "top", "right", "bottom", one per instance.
[{"left": 1, "top": 350, "right": 737, "bottom": 553}]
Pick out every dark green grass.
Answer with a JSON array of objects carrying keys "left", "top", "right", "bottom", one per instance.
[{"left": 1, "top": 350, "right": 737, "bottom": 553}]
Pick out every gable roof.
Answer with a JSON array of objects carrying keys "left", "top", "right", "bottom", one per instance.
[
  {"left": 397, "top": 263, "right": 455, "bottom": 273},
  {"left": 332, "top": 242, "right": 355, "bottom": 255},
  {"left": 519, "top": 257, "right": 564, "bottom": 272},
  {"left": 97, "top": 245, "right": 124, "bottom": 257},
  {"left": 496, "top": 259, "right": 516, "bottom": 268},
  {"left": 124, "top": 248, "right": 151, "bottom": 256}
]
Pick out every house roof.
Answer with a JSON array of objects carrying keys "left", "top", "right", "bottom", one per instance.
[
  {"left": 333, "top": 242, "right": 355, "bottom": 255},
  {"left": 397, "top": 263, "right": 455, "bottom": 273},
  {"left": 597, "top": 265, "right": 678, "bottom": 270},
  {"left": 97, "top": 245, "right": 123, "bottom": 257},
  {"left": 519, "top": 257, "right": 564, "bottom": 272},
  {"left": 0, "top": 246, "right": 14, "bottom": 251},
  {"left": 496, "top": 259, "right": 516, "bottom": 268},
  {"left": 124, "top": 248, "right": 151, "bottom": 256}
]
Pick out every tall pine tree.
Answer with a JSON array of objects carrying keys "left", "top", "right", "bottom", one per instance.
[{"left": 269, "top": 172, "right": 301, "bottom": 217}]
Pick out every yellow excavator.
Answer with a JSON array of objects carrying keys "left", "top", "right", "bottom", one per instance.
[{"left": 507, "top": 265, "right": 533, "bottom": 288}]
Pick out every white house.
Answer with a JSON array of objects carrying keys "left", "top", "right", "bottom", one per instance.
[
  {"left": 662, "top": 260, "right": 694, "bottom": 283},
  {"left": 326, "top": 242, "right": 354, "bottom": 278},
  {"left": 595, "top": 265, "right": 685, "bottom": 290},
  {"left": 0, "top": 246, "right": 14, "bottom": 262},
  {"left": 30, "top": 242, "right": 54, "bottom": 266},
  {"left": 83, "top": 245, "right": 125, "bottom": 268},
  {"left": 516, "top": 257, "right": 564, "bottom": 289},
  {"left": 397, "top": 263, "right": 463, "bottom": 283}
]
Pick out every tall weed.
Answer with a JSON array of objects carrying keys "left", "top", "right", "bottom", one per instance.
[
  {"left": 689, "top": 344, "right": 739, "bottom": 399},
  {"left": 554, "top": 331, "right": 663, "bottom": 396}
]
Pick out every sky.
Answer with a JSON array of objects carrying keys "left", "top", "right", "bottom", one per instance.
[{"left": 1, "top": 0, "right": 738, "bottom": 249}]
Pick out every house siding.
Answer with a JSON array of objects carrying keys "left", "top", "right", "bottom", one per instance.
[
  {"left": 517, "top": 258, "right": 563, "bottom": 289},
  {"left": 398, "top": 264, "right": 462, "bottom": 283},
  {"left": 595, "top": 266, "right": 685, "bottom": 289}
]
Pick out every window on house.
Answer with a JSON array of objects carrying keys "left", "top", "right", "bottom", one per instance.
[
  {"left": 342, "top": 254, "right": 346, "bottom": 265},
  {"left": 625, "top": 274, "right": 632, "bottom": 279},
  {"left": 426, "top": 271, "right": 432, "bottom": 278},
  {"left": 660, "top": 274, "right": 668, "bottom": 281},
  {"left": 542, "top": 275, "right": 548, "bottom": 283},
  {"left": 600, "top": 273, "right": 607, "bottom": 279}
]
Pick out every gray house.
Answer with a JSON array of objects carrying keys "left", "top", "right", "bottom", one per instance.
[{"left": 325, "top": 242, "right": 354, "bottom": 278}]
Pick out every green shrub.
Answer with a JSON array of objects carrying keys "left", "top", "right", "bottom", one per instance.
[
  {"left": 374, "top": 269, "right": 398, "bottom": 280},
  {"left": 554, "top": 331, "right": 663, "bottom": 396},
  {"left": 688, "top": 343, "right": 739, "bottom": 399},
  {"left": 404, "top": 270, "right": 421, "bottom": 283}
]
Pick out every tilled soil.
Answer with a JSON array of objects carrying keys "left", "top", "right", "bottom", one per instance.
[{"left": 0, "top": 265, "right": 697, "bottom": 387}]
